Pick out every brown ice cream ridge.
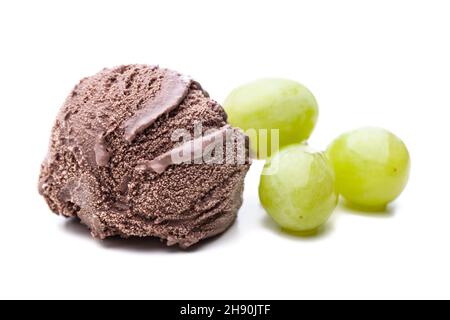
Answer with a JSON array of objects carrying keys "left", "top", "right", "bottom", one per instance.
[
  {"left": 136, "top": 125, "right": 231, "bottom": 174},
  {"left": 123, "top": 70, "right": 192, "bottom": 143}
]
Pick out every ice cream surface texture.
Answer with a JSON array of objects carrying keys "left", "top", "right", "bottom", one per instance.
[{"left": 38, "top": 65, "right": 250, "bottom": 248}]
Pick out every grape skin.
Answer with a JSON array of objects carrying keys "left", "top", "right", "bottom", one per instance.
[
  {"left": 327, "top": 127, "right": 410, "bottom": 210},
  {"left": 259, "top": 145, "right": 338, "bottom": 233},
  {"left": 224, "top": 79, "right": 318, "bottom": 158}
]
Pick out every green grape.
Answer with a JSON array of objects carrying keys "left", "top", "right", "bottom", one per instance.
[
  {"left": 259, "top": 145, "right": 338, "bottom": 233},
  {"left": 224, "top": 79, "right": 318, "bottom": 158},
  {"left": 327, "top": 127, "right": 410, "bottom": 210}
]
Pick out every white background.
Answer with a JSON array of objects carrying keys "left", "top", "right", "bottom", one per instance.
[{"left": 0, "top": 0, "right": 449, "bottom": 300}]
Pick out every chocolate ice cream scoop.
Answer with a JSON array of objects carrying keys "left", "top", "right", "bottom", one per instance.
[{"left": 38, "top": 65, "right": 250, "bottom": 248}]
